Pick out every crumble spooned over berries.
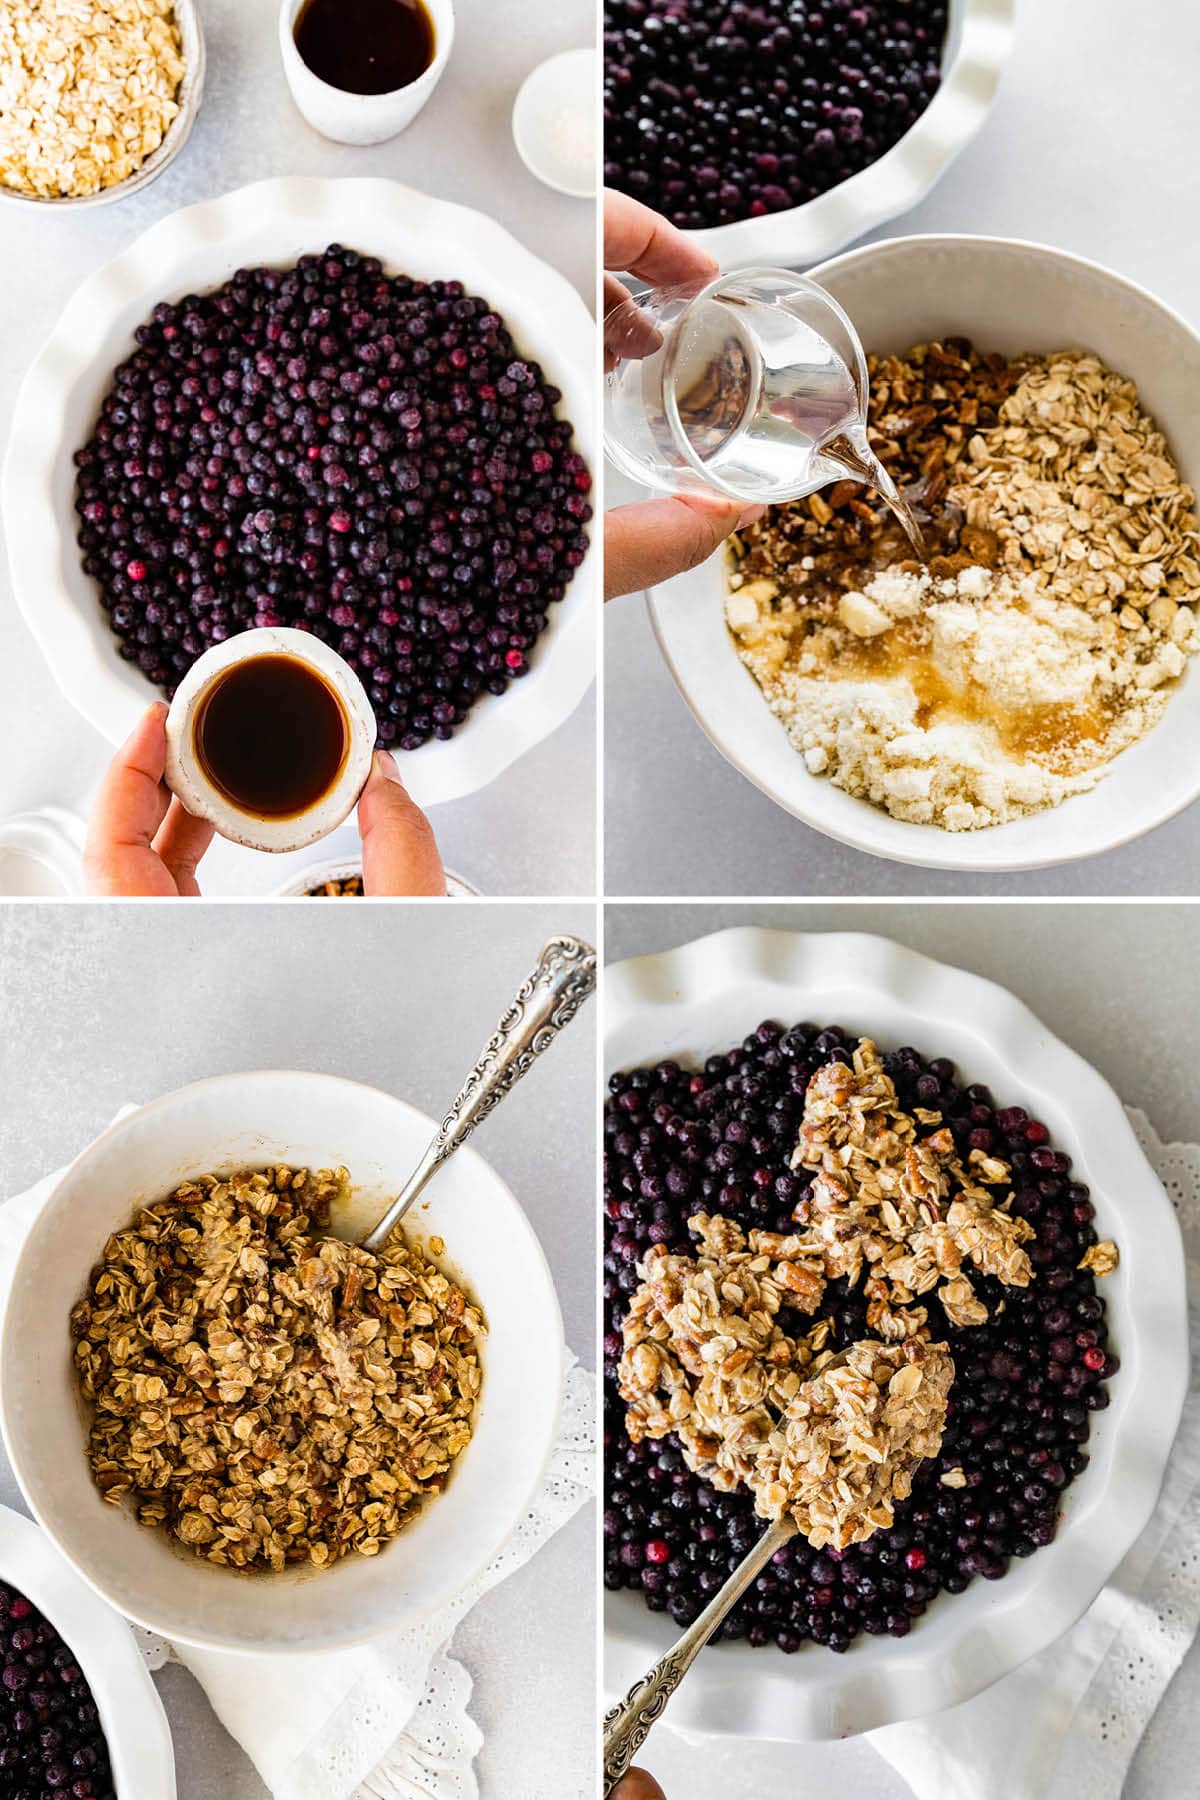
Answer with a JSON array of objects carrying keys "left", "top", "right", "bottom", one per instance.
[
  {"left": 72, "top": 245, "right": 592, "bottom": 751},
  {"left": 604, "top": 1021, "right": 1119, "bottom": 1654}
]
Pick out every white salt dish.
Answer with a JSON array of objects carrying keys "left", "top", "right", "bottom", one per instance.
[
  {"left": 0, "top": 1505, "right": 176, "bottom": 1792},
  {"left": 512, "top": 48, "right": 597, "bottom": 199},
  {"left": 647, "top": 233, "right": 1200, "bottom": 872},
  {"left": 3, "top": 176, "right": 596, "bottom": 810},
  {"left": 0, "top": 807, "right": 86, "bottom": 895},
  {"left": 164, "top": 627, "right": 376, "bottom": 854},
  {"left": 603, "top": 927, "right": 1188, "bottom": 1739},
  {"left": 278, "top": 0, "right": 454, "bottom": 144},
  {"left": 0, "top": 1070, "right": 564, "bottom": 1653},
  {"left": 683, "top": 0, "right": 1014, "bottom": 269}
]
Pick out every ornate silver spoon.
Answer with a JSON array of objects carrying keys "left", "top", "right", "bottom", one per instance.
[{"left": 362, "top": 934, "right": 596, "bottom": 1250}]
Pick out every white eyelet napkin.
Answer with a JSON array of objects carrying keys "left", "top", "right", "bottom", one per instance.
[
  {"left": 656, "top": 1108, "right": 1200, "bottom": 1799},
  {"left": 0, "top": 1122, "right": 596, "bottom": 1800}
]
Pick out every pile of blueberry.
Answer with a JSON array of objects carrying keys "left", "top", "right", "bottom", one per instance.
[
  {"left": 0, "top": 1580, "right": 115, "bottom": 1797},
  {"left": 604, "top": 0, "right": 948, "bottom": 230},
  {"left": 73, "top": 246, "right": 591, "bottom": 751},
  {"left": 603, "top": 1021, "right": 1117, "bottom": 1653}
]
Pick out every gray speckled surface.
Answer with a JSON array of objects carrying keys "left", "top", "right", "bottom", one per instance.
[
  {"left": 604, "top": 903, "right": 1199, "bottom": 1799},
  {"left": 0, "top": 900, "right": 598, "bottom": 1799},
  {"left": 604, "top": 0, "right": 1200, "bottom": 897},
  {"left": 0, "top": 0, "right": 596, "bottom": 899}
]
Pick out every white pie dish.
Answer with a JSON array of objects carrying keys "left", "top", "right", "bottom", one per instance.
[
  {"left": 647, "top": 233, "right": 1200, "bottom": 872},
  {"left": 662, "top": 0, "right": 1014, "bottom": 270},
  {"left": 0, "top": 1503, "right": 176, "bottom": 1793},
  {"left": 603, "top": 927, "right": 1189, "bottom": 1740},
  {"left": 2, "top": 175, "right": 596, "bottom": 810},
  {"left": 0, "top": 1070, "right": 564, "bottom": 1654}
]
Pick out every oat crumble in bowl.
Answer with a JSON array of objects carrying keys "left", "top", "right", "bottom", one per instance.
[
  {"left": 70, "top": 1164, "right": 484, "bottom": 1572},
  {"left": 725, "top": 341, "right": 1200, "bottom": 831},
  {"left": 0, "top": 0, "right": 187, "bottom": 201},
  {"left": 604, "top": 1025, "right": 1121, "bottom": 1652}
]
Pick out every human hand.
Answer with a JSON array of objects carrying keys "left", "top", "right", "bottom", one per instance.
[
  {"left": 603, "top": 189, "right": 763, "bottom": 600},
  {"left": 85, "top": 702, "right": 214, "bottom": 896},
  {"left": 355, "top": 750, "right": 446, "bottom": 895},
  {"left": 613, "top": 1770, "right": 667, "bottom": 1800}
]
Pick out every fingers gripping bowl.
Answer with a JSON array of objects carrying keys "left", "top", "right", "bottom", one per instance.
[
  {"left": 603, "top": 930, "right": 1187, "bottom": 1739},
  {"left": 2, "top": 177, "right": 596, "bottom": 809},
  {"left": 0, "top": 1072, "right": 564, "bottom": 1653},
  {"left": 647, "top": 235, "right": 1200, "bottom": 872}
]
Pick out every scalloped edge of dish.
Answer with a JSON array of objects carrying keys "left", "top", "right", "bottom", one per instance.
[
  {"left": 2, "top": 176, "right": 596, "bottom": 809},
  {"left": 0, "top": 1504, "right": 176, "bottom": 1793},
  {"left": 681, "top": 0, "right": 1014, "bottom": 269},
  {"left": 602, "top": 928, "right": 1188, "bottom": 1740}
]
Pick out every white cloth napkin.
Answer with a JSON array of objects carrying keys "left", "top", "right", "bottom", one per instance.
[
  {"left": 661, "top": 1108, "right": 1200, "bottom": 1798},
  {"left": 0, "top": 1127, "right": 596, "bottom": 1800}
]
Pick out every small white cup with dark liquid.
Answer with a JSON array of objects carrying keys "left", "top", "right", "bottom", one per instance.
[
  {"left": 279, "top": 0, "right": 454, "bottom": 145},
  {"left": 164, "top": 627, "right": 377, "bottom": 854}
]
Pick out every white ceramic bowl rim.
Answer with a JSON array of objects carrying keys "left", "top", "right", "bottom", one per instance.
[
  {"left": 603, "top": 928, "right": 1189, "bottom": 1739},
  {"left": 2, "top": 176, "right": 596, "bottom": 809},
  {"left": 676, "top": 0, "right": 1015, "bottom": 268},
  {"left": 647, "top": 231, "right": 1200, "bottom": 873},
  {"left": 0, "top": 1504, "right": 176, "bottom": 1793},
  {"left": 0, "top": 1070, "right": 566, "bottom": 1653}
]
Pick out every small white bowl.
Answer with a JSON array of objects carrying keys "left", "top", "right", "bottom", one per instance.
[
  {"left": 647, "top": 233, "right": 1200, "bottom": 873},
  {"left": 0, "top": 807, "right": 86, "bottom": 895},
  {"left": 3, "top": 176, "right": 596, "bottom": 811},
  {"left": 513, "top": 48, "right": 597, "bottom": 199},
  {"left": 0, "top": 1504, "right": 176, "bottom": 1793},
  {"left": 278, "top": 0, "right": 454, "bottom": 145},
  {"left": 164, "top": 627, "right": 376, "bottom": 854},
  {"left": 679, "top": 0, "right": 1014, "bottom": 270},
  {"left": 274, "top": 854, "right": 480, "bottom": 895},
  {"left": 0, "top": 1070, "right": 564, "bottom": 1654},
  {"left": 603, "top": 928, "right": 1189, "bottom": 1738},
  {"left": 0, "top": 0, "right": 206, "bottom": 211}
]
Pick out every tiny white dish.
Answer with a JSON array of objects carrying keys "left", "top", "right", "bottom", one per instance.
[
  {"left": 512, "top": 48, "right": 597, "bottom": 199},
  {"left": 3, "top": 176, "right": 596, "bottom": 810},
  {"left": 675, "top": 0, "right": 1014, "bottom": 269},
  {"left": 0, "top": 0, "right": 206, "bottom": 211},
  {"left": 646, "top": 233, "right": 1200, "bottom": 873},
  {"left": 0, "top": 1070, "right": 564, "bottom": 1654},
  {"left": 0, "top": 807, "right": 86, "bottom": 896},
  {"left": 279, "top": 0, "right": 454, "bottom": 144},
  {"left": 0, "top": 1504, "right": 176, "bottom": 1792},
  {"left": 603, "top": 928, "right": 1189, "bottom": 1739},
  {"left": 164, "top": 627, "right": 376, "bottom": 854}
]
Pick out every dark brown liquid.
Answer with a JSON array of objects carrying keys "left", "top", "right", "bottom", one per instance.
[
  {"left": 294, "top": 0, "right": 435, "bottom": 95},
  {"left": 193, "top": 655, "right": 349, "bottom": 819}
]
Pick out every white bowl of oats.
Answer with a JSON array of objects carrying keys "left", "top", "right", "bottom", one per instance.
[
  {"left": 0, "top": 0, "right": 205, "bottom": 208},
  {"left": 647, "top": 234, "right": 1200, "bottom": 872},
  {"left": 0, "top": 1071, "right": 564, "bottom": 1653}
]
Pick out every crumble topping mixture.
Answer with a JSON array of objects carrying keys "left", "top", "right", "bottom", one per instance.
[
  {"left": 71, "top": 1165, "right": 484, "bottom": 1572},
  {"left": 727, "top": 345, "right": 1200, "bottom": 830},
  {"left": 619, "top": 1039, "right": 1046, "bottom": 1549}
]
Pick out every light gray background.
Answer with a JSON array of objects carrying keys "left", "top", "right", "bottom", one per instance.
[
  {"left": 605, "top": 903, "right": 1199, "bottom": 1798},
  {"left": 604, "top": 0, "right": 1200, "bottom": 896},
  {"left": 0, "top": 0, "right": 596, "bottom": 898},
  {"left": 0, "top": 900, "right": 598, "bottom": 1799}
]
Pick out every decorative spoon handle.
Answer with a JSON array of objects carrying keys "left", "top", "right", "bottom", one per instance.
[
  {"left": 602, "top": 1516, "right": 794, "bottom": 1795},
  {"left": 361, "top": 934, "right": 597, "bottom": 1250}
]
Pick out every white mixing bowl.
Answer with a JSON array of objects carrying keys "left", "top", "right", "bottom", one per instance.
[
  {"left": 0, "top": 1071, "right": 564, "bottom": 1653},
  {"left": 648, "top": 234, "right": 1200, "bottom": 872}
]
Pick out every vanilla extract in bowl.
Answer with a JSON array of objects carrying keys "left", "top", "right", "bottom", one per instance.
[
  {"left": 293, "top": 0, "right": 436, "bottom": 95},
  {"left": 193, "top": 654, "right": 350, "bottom": 819}
]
